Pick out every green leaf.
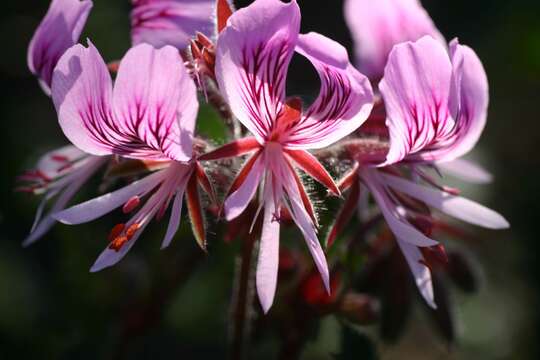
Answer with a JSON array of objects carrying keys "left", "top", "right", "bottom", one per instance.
[{"left": 196, "top": 103, "right": 229, "bottom": 143}]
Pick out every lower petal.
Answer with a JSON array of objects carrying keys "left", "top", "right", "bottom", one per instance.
[
  {"left": 396, "top": 240, "right": 436, "bottom": 309},
  {"left": 224, "top": 155, "right": 264, "bottom": 221},
  {"left": 90, "top": 222, "right": 149, "bottom": 272},
  {"left": 380, "top": 173, "right": 509, "bottom": 229},
  {"left": 161, "top": 189, "right": 185, "bottom": 249},
  {"left": 256, "top": 190, "right": 281, "bottom": 314},
  {"left": 437, "top": 158, "right": 493, "bottom": 184},
  {"left": 283, "top": 166, "right": 330, "bottom": 294},
  {"left": 54, "top": 170, "right": 165, "bottom": 225}
]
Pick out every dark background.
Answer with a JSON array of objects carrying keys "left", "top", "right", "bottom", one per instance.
[{"left": 0, "top": 0, "right": 539, "bottom": 358}]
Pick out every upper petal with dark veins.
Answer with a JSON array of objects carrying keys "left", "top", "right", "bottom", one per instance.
[
  {"left": 131, "top": 0, "right": 214, "bottom": 50},
  {"left": 215, "top": 0, "right": 301, "bottom": 143},
  {"left": 379, "top": 36, "right": 489, "bottom": 165},
  {"left": 52, "top": 42, "right": 198, "bottom": 162},
  {"left": 28, "top": 0, "right": 93, "bottom": 94},
  {"left": 284, "top": 32, "right": 373, "bottom": 149}
]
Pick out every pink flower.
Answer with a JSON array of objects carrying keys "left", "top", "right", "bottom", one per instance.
[
  {"left": 331, "top": 36, "right": 508, "bottom": 308},
  {"left": 380, "top": 36, "right": 490, "bottom": 165},
  {"left": 28, "top": 0, "right": 93, "bottom": 94},
  {"left": 50, "top": 42, "right": 210, "bottom": 271},
  {"left": 131, "top": 0, "right": 215, "bottom": 50},
  {"left": 200, "top": 0, "right": 374, "bottom": 312},
  {"left": 344, "top": 0, "right": 444, "bottom": 81},
  {"left": 359, "top": 166, "right": 507, "bottom": 308}
]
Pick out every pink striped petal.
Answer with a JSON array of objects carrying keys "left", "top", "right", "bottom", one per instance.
[
  {"left": 215, "top": 0, "right": 300, "bottom": 142},
  {"left": 112, "top": 43, "right": 198, "bottom": 162},
  {"left": 52, "top": 42, "right": 115, "bottom": 156},
  {"left": 380, "top": 173, "right": 509, "bottom": 229},
  {"left": 344, "top": 0, "right": 444, "bottom": 80},
  {"left": 28, "top": 0, "right": 93, "bottom": 93},
  {"left": 285, "top": 32, "right": 373, "bottom": 149},
  {"left": 380, "top": 36, "right": 455, "bottom": 165},
  {"left": 256, "top": 181, "right": 281, "bottom": 313},
  {"left": 53, "top": 42, "right": 198, "bottom": 162},
  {"left": 396, "top": 239, "right": 436, "bottom": 308},
  {"left": 131, "top": 0, "right": 214, "bottom": 50},
  {"left": 439, "top": 39, "right": 489, "bottom": 161}
]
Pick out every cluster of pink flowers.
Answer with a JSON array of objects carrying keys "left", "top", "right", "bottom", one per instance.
[{"left": 22, "top": 0, "right": 508, "bottom": 313}]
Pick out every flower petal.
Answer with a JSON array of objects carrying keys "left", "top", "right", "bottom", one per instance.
[
  {"left": 53, "top": 42, "right": 197, "bottom": 161},
  {"left": 24, "top": 157, "right": 104, "bottom": 246},
  {"left": 36, "top": 145, "right": 87, "bottom": 179},
  {"left": 215, "top": 0, "right": 300, "bottom": 142},
  {"left": 224, "top": 153, "right": 264, "bottom": 221},
  {"left": 256, "top": 180, "right": 281, "bottom": 313},
  {"left": 437, "top": 158, "right": 493, "bottom": 184},
  {"left": 52, "top": 42, "right": 115, "bottom": 156},
  {"left": 54, "top": 170, "right": 165, "bottom": 224},
  {"left": 439, "top": 39, "right": 489, "bottom": 161},
  {"left": 363, "top": 170, "right": 438, "bottom": 247},
  {"left": 380, "top": 173, "right": 509, "bottom": 229},
  {"left": 90, "top": 221, "right": 149, "bottom": 272},
  {"left": 112, "top": 43, "right": 198, "bottom": 161},
  {"left": 131, "top": 0, "right": 214, "bottom": 50},
  {"left": 396, "top": 239, "right": 436, "bottom": 308},
  {"left": 379, "top": 36, "right": 455, "bottom": 165},
  {"left": 344, "top": 0, "right": 444, "bottom": 80},
  {"left": 161, "top": 182, "right": 186, "bottom": 249},
  {"left": 28, "top": 0, "right": 93, "bottom": 93},
  {"left": 285, "top": 32, "right": 373, "bottom": 149},
  {"left": 282, "top": 164, "right": 330, "bottom": 294}
]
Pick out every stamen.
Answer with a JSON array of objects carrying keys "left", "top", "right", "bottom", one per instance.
[
  {"left": 122, "top": 196, "right": 141, "bottom": 214},
  {"left": 125, "top": 223, "right": 141, "bottom": 238},
  {"left": 50, "top": 155, "right": 70, "bottom": 163},
  {"left": 107, "top": 223, "right": 140, "bottom": 252},
  {"left": 107, "top": 223, "right": 125, "bottom": 242},
  {"left": 109, "top": 236, "right": 128, "bottom": 252}
]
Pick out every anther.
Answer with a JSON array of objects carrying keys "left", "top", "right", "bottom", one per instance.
[
  {"left": 108, "top": 223, "right": 125, "bottom": 242},
  {"left": 125, "top": 223, "right": 141, "bottom": 239},
  {"left": 109, "top": 236, "right": 128, "bottom": 252}
]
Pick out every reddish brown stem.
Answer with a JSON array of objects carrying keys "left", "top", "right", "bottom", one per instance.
[{"left": 230, "top": 219, "right": 261, "bottom": 360}]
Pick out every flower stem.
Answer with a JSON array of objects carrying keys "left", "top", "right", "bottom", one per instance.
[{"left": 230, "top": 232, "right": 258, "bottom": 360}]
